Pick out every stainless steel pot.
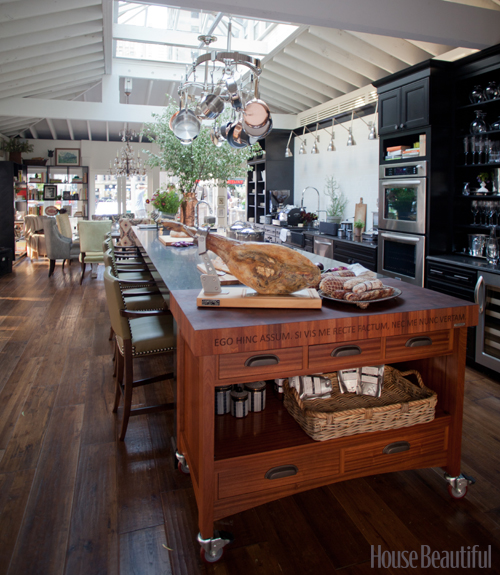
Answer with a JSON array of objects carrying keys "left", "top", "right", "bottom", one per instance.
[
  {"left": 235, "top": 226, "right": 265, "bottom": 242},
  {"left": 227, "top": 220, "right": 246, "bottom": 239},
  {"left": 171, "top": 109, "right": 201, "bottom": 142}
]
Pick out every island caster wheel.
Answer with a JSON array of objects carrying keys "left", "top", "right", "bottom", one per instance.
[
  {"left": 197, "top": 530, "right": 233, "bottom": 563},
  {"left": 444, "top": 472, "right": 475, "bottom": 500},
  {"left": 175, "top": 451, "right": 190, "bottom": 474},
  {"left": 448, "top": 483, "right": 468, "bottom": 499},
  {"left": 200, "top": 547, "right": 224, "bottom": 563}
]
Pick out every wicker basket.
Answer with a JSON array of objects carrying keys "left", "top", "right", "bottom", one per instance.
[{"left": 283, "top": 366, "right": 437, "bottom": 441}]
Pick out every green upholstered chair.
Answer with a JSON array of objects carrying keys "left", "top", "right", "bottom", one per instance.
[
  {"left": 78, "top": 220, "right": 112, "bottom": 284},
  {"left": 44, "top": 218, "right": 80, "bottom": 277},
  {"left": 103, "top": 266, "right": 175, "bottom": 440}
]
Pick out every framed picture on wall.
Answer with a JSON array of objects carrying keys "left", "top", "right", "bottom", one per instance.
[
  {"left": 43, "top": 184, "right": 57, "bottom": 200},
  {"left": 55, "top": 148, "right": 80, "bottom": 166}
]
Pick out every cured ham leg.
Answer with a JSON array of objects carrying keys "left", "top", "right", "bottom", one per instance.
[{"left": 163, "top": 221, "right": 321, "bottom": 295}]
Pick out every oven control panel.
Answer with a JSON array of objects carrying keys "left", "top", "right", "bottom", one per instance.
[{"left": 379, "top": 160, "right": 427, "bottom": 179}]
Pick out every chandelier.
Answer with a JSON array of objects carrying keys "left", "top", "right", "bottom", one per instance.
[
  {"left": 110, "top": 78, "right": 147, "bottom": 177},
  {"left": 171, "top": 22, "right": 272, "bottom": 149},
  {"left": 111, "top": 128, "right": 146, "bottom": 177}
]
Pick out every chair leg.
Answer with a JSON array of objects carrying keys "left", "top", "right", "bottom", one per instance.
[
  {"left": 48, "top": 260, "right": 56, "bottom": 277},
  {"left": 119, "top": 343, "right": 134, "bottom": 441},
  {"left": 112, "top": 346, "right": 123, "bottom": 412},
  {"left": 62, "top": 259, "right": 66, "bottom": 271},
  {"left": 80, "top": 258, "right": 86, "bottom": 285},
  {"left": 109, "top": 326, "right": 114, "bottom": 341}
]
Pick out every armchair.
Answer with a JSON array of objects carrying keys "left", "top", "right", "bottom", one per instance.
[
  {"left": 44, "top": 218, "right": 79, "bottom": 277},
  {"left": 78, "top": 220, "right": 112, "bottom": 284},
  {"left": 24, "top": 215, "right": 48, "bottom": 259}
]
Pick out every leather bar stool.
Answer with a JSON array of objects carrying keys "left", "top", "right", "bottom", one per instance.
[{"left": 103, "top": 266, "right": 175, "bottom": 441}]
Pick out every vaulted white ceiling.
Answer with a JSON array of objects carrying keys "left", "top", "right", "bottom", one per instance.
[{"left": 0, "top": 0, "right": 499, "bottom": 142}]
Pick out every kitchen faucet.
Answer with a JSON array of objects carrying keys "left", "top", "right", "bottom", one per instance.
[
  {"left": 195, "top": 200, "right": 212, "bottom": 227},
  {"left": 301, "top": 186, "right": 320, "bottom": 220}
]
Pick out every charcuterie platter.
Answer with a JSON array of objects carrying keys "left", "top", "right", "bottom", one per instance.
[{"left": 319, "top": 287, "right": 402, "bottom": 309}]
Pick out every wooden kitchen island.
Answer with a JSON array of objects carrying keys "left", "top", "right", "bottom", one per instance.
[{"left": 135, "top": 229, "right": 478, "bottom": 561}]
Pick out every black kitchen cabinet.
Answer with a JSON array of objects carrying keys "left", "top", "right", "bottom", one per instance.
[
  {"left": 246, "top": 131, "right": 294, "bottom": 224},
  {"left": 0, "top": 161, "right": 27, "bottom": 261},
  {"left": 378, "top": 78, "right": 429, "bottom": 135},
  {"left": 332, "top": 239, "right": 378, "bottom": 272}
]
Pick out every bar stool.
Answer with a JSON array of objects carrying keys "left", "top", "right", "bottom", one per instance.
[{"left": 103, "top": 266, "right": 175, "bottom": 441}]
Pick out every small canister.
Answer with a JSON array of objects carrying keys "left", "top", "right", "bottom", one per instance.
[
  {"left": 215, "top": 385, "right": 232, "bottom": 415},
  {"left": 230, "top": 387, "right": 249, "bottom": 418},
  {"left": 244, "top": 381, "right": 267, "bottom": 412}
]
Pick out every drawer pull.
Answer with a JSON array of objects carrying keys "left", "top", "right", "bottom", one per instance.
[
  {"left": 244, "top": 354, "right": 280, "bottom": 367},
  {"left": 265, "top": 465, "right": 298, "bottom": 480},
  {"left": 331, "top": 345, "right": 362, "bottom": 357},
  {"left": 383, "top": 441, "right": 410, "bottom": 455},
  {"left": 405, "top": 337, "right": 432, "bottom": 348}
]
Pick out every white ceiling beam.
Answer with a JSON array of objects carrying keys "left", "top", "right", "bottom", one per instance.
[
  {"left": 152, "top": 0, "right": 500, "bottom": 49},
  {"left": 32, "top": 81, "right": 103, "bottom": 101},
  {"left": 0, "top": 43, "right": 103, "bottom": 76},
  {"left": 0, "top": 0, "right": 101, "bottom": 23},
  {"left": 264, "top": 60, "right": 341, "bottom": 100},
  {"left": 87, "top": 121, "right": 92, "bottom": 141},
  {"left": 67, "top": 120, "right": 75, "bottom": 141},
  {"left": 347, "top": 30, "right": 438, "bottom": 66},
  {"left": 405, "top": 39, "right": 456, "bottom": 57},
  {"left": 260, "top": 71, "right": 327, "bottom": 105},
  {"left": 0, "top": 97, "right": 165, "bottom": 124},
  {"left": 294, "top": 33, "right": 377, "bottom": 84},
  {"left": 283, "top": 45, "right": 357, "bottom": 92},
  {"left": 308, "top": 27, "right": 407, "bottom": 76},
  {"left": 112, "top": 58, "right": 187, "bottom": 83},
  {"left": 145, "top": 80, "right": 154, "bottom": 105},
  {"left": 258, "top": 86, "right": 304, "bottom": 113},
  {"left": 259, "top": 77, "right": 321, "bottom": 108},
  {"left": 0, "top": 116, "right": 39, "bottom": 130},
  {"left": 0, "top": 33, "right": 103, "bottom": 65},
  {"left": 113, "top": 23, "right": 269, "bottom": 55},
  {"left": 46, "top": 118, "right": 57, "bottom": 140},
  {"left": 0, "top": 63, "right": 105, "bottom": 97},
  {"left": 270, "top": 53, "right": 345, "bottom": 97},
  {"left": 102, "top": 0, "right": 113, "bottom": 74},
  {"left": 262, "top": 93, "right": 301, "bottom": 114},
  {"left": 0, "top": 53, "right": 104, "bottom": 85},
  {"left": 29, "top": 125, "right": 39, "bottom": 139},
  {"left": 106, "top": 122, "right": 109, "bottom": 142},
  {"left": 0, "top": 6, "right": 103, "bottom": 39},
  {"left": 0, "top": 21, "right": 103, "bottom": 53}
]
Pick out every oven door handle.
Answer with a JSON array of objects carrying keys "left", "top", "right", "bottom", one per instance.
[
  {"left": 380, "top": 232, "right": 421, "bottom": 244},
  {"left": 380, "top": 179, "right": 423, "bottom": 186},
  {"left": 474, "top": 275, "right": 484, "bottom": 314}
]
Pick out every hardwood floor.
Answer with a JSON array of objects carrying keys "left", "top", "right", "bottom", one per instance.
[{"left": 1, "top": 258, "right": 499, "bottom": 575}]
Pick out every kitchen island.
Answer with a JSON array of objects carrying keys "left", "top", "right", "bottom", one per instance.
[{"left": 134, "top": 228, "right": 478, "bottom": 560}]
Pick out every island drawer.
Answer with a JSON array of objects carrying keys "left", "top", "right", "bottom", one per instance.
[
  {"left": 218, "top": 347, "right": 303, "bottom": 379},
  {"left": 342, "top": 423, "right": 449, "bottom": 476},
  {"left": 385, "top": 330, "right": 453, "bottom": 361},
  {"left": 217, "top": 447, "right": 341, "bottom": 499},
  {"left": 308, "top": 338, "right": 383, "bottom": 371}
]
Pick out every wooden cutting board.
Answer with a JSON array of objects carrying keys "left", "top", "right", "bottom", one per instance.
[
  {"left": 159, "top": 235, "right": 194, "bottom": 246},
  {"left": 354, "top": 198, "right": 367, "bottom": 229},
  {"left": 196, "top": 263, "right": 240, "bottom": 285},
  {"left": 197, "top": 287, "right": 322, "bottom": 308}
]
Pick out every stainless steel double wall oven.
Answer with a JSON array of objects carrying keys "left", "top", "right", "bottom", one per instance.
[{"left": 378, "top": 160, "right": 427, "bottom": 286}]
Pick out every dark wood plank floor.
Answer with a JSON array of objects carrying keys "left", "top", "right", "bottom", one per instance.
[{"left": 1, "top": 258, "right": 500, "bottom": 575}]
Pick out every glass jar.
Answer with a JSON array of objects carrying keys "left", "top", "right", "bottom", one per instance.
[
  {"left": 470, "top": 85, "right": 485, "bottom": 104},
  {"left": 470, "top": 110, "right": 488, "bottom": 134},
  {"left": 484, "top": 81, "right": 499, "bottom": 101},
  {"left": 486, "top": 226, "right": 499, "bottom": 265}
]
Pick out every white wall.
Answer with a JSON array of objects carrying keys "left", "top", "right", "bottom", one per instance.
[{"left": 293, "top": 113, "right": 379, "bottom": 230}]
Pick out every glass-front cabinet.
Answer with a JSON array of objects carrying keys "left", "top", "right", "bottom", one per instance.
[{"left": 27, "top": 165, "right": 89, "bottom": 217}]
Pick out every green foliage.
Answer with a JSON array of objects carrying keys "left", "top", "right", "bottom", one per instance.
[
  {"left": 142, "top": 100, "right": 262, "bottom": 195},
  {"left": 324, "top": 176, "right": 347, "bottom": 218},
  {"left": 150, "top": 185, "right": 182, "bottom": 214},
  {"left": 0, "top": 138, "right": 34, "bottom": 154},
  {"left": 354, "top": 220, "right": 365, "bottom": 229}
]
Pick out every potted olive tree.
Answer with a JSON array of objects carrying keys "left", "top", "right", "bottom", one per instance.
[
  {"left": 142, "top": 100, "right": 261, "bottom": 226},
  {"left": 0, "top": 138, "right": 34, "bottom": 164},
  {"left": 324, "top": 176, "right": 348, "bottom": 225}
]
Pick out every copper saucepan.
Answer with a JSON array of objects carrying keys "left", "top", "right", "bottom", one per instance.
[{"left": 243, "top": 76, "right": 270, "bottom": 129}]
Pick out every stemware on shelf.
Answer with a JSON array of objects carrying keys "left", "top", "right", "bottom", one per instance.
[
  {"left": 470, "top": 110, "right": 488, "bottom": 135},
  {"left": 470, "top": 85, "right": 485, "bottom": 104},
  {"left": 471, "top": 200, "right": 479, "bottom": 225},
  {"left": 486, "top": 225, "right": 499, "bottom": 265},
  {"left": 463, "top": 182, "right": 471, "bottom": 196},
  {"left": 484, "top": 81, "right": 499, "bottom": 101},
  {"left": 464, "top": 136, "right": 470, "bottom": 165}
]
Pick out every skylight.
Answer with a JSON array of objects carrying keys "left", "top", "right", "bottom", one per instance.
[{"left": 114, "top": 1, "right": 298, "bottom": 64}]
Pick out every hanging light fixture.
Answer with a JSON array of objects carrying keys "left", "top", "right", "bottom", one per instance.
[
  {"left": 310, "top": 123, "right": 320, "bottom": 154},
  {"left": 326, "top": 119, "right": 335, "bottom": 152},
  {"left": 352, "top": 100, "right": 379, "bottom": 140},
  {"left": 173, "top": 18, "right": 272, "bottom": 149},
  {"left": 110, "top": 79, "right": 146, "bottom": 177}
]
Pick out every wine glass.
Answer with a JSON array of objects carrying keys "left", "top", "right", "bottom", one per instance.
[
  {"left": 471, "top": 200, "right": 479, "bottom": 225},
  {"left": 464, "top": 136, "right": 469, "bottom": 166},
  {"left": 471, "top": 136, "right": 477, "bottom": 164}
]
